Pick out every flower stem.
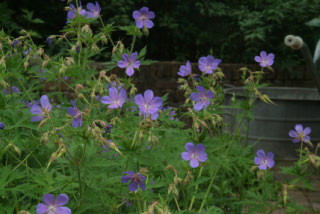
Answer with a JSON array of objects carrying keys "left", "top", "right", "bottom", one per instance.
[
  {"left": 130, "top": 34, "right": 137, "bottom": 54},
  {"left": 189, "top": 166, "right": 204, "bottom": 210},
  {"left": 135, "top": 192, "right": 143, "bottom": 213},
  {"left": 198, "top": 164, "right": 221, "bottom": 213}
]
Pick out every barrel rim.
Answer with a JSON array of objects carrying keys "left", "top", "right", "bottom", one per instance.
[{"left": 223, "top": 86, "right": 320, "bottom": 101}]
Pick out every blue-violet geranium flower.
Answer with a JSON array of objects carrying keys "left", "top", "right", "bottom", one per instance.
[
  {"left": 254, "top": 149, "right": 275, "bottom": 170},
  {"left": 86, "top": 1, "right": 101, "bottom": 18},
  {"left": 181, "top": 142, "right": 207, "bottom": 168},
  {"left": 132, "top": 7, "right": 155, "bottom": 29},
  {"left": 289, "top": 124, "right": 311, "bottom": 143},
  {"left": 190, "top": 86, "right": 214, "bottom": 111},
  {"left": 254, "top": 51, "right": 275, "bottom": 67},
  {"left": 67, "top": 100, "right": 82, "bottom": 128},
  {"left": 121, "top": 171, "right": 146, "bottom": 192},
  {"left": 178, "top": 60, "right": 192, "bottom": 77},
  {"left": 101, "top": 87, "right": 126, "bottom": 109},
  {"left": 36, "top": 193, "right": 71, "bottom": 214},
  {"left": 117, "top": 52, "right": 140, "bottom": 76},
  {"left": 134, "top": 89, "right": 162, "bottom": 120},
  {"left": 30, "top": 95, "right": 52, "bottom": 122},
  {"left": 198, "top": 55, "right": 221, "bottom": 74}
]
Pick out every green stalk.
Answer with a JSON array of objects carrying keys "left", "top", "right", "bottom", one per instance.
[
  {"left": 136, "top": 192, "right": 143, "bottom": 213},
  {"left": 130, "top": 34, "right": 137, "bottom": 53},
  {"left": 189, "top": 166, "right": 204, "bottom": 210}
]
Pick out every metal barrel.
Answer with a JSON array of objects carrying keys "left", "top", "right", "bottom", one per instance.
[{"left": 223, "top": 87, "right": 320, "bottom": 160}]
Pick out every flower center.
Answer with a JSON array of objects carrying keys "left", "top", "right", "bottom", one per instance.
[
  {"left": 48, "top": 205, "right": 56, "bottom": 213},
  {"left": 140, "top": 15, "right": 147, "bottom": 21},
  {"left": 191, "top": 152, "right": 198, "bottom": 160}
]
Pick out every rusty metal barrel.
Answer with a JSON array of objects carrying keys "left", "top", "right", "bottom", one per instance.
[{"left": 223, "top": 87, "right": 320, "bottom": 160}]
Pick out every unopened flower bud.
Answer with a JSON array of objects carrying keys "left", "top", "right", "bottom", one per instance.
[
  {"left": 23, "top": 61, "right": 29, "bottom": 70},
  {"left": 99, "top": 71, "right": 106, "bottom": 77},
  {"left": 119, "top": 42, "right": 124, "bottom": 53},
  {"left": 38, "top": 119, "right": 47, "bottom": 129},
  {"left": 49, "top": 152, "right": 58, "bottom": 163},
  {"left": 76, "top": 84, "right": 84, "bottom": 90},
  {"left": 13, "top": 145, "right": 21, "bottom": 156},
  {"left": 19, "top": 29, "right": 27, "bottom": 35},
  {"left": 139, "top": 168, "right": 149, "bottom": 175},
  {"left": 82, "top": 24, "right": 91, "bottom": 34},
  {"left": 174, "top": 176, "right": 182, "bottom": 186},
  {"left": 37, "top": 48, "right": 44, "bottom": 56},
  {"left": 183, "top": 171, "right": 193, "bottom": 185},
  {"left": 78, "top": 93, "right": 86, "bottom": 99},
  {"left": 168, "top": 184, "right": 178, "bottom": 197}
]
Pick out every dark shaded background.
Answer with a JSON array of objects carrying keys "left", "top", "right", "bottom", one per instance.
[{"left": 1, "top": 0, "right": 320, "bottom": 77}]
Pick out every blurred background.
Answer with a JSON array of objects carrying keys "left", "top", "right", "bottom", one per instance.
[{"left": 1, "top": 0, "right": 320, "bottom": 78}]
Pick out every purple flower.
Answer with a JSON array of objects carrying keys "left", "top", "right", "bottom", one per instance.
[
  {"left": 132, "top": 7, "right": 155, "bottom": 29},
  {"left": 163, "top": 106, "right": 175, "bottom": 120},
  {"left": 0, "top": 122, "right": 5, "bottom": 130},
  {"left": 181, "top": 142, "right": 207, "bottom": 168},
  {"left": 11, "top": 40, "right": 19, "bottom": 47},
  {"left": 30, "top": 95, "right": 52, "bottom": 122},
  {"left": 67, "top": 3, "right": 86, "bottom": 21},
  {"left": 2, "top": 86, "right": 20, "bottom": 94},
  {"left": 67, "top": 100, "right": 82, "bottom": 128},
  {"left": 117, "top": 53, "right": 140, "bottom": 76},
  {"left": 193, "top": 74, "right": 200, "bottom": 82},
  {"left": 289, "top": 124, "right": 311, "bottom": 143},
  {"left": 254, "top": 150, "right": 275, "bottom": 170},
  {"left": 134, "top": 90, "right": 162, "bottom": 120},
  {"left": 23, "top": 48, "right": 32, "bottom": 56},
  {"left": 36, "top": 193, "right": 71, "bottom": 214},
  {"left": 178, "top": 61, "right": 192, "bottom": 77},
  {"left": 86, "top": 2, "right": 101, "bottom": 18},
  {"left": 76, "top": 46, "right": 80, "bottom": 54},
  {"left": 37, "top": 69, "right": 46, "bottom": 80},
  {"left": 121, "top": 171, "right": 146, "bottom": 192},
  {"left": 104, "top": 124, "right": 113, "bottom": 134},
  {"left": 106, "top": 81, "right": 124, "bottom": 90},
  {"left": 25, "top": 100, "right": 40, "bottom": 109},
  {"left": 190, "top": 86, "right": 214, "bottom": 111},
  {"left": 254, "top": 51, "right": 275, "bottom": 67},
  {"left": 46, "top": 37, "right": 53, "bottom": 46},
  {"left": 198, "top": 55, "right": 221, "bottom": 74},
  {"left": 101, "top": 87, "right": 126, "bottom": 109}
]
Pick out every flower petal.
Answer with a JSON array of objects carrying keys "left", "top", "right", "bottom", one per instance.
[
  {"left": 304, "top": 127, "right": 311, "bottom": 135},
  {"left": 193, "top": 102, "right": 204, "bottom": 111},
  {"left": 295, "top": 124, "right": 303, "bottom": 133},
  {"left": 190, "top": 93, "right": 200, "bottom": 101},
  {"left": 126, "top": 66, "right": 135, "bottom": 76},
  {"left": 30, "top": 115, "right": 44, "bottom": 122},
  {"left": 181, "top": 152, "right": 192, "bottom": 161},
  {"left": 43, "top": 194, "right": 54, "bottom": 205},
  {"left": 67, "top": 107, "right": 77, "bottom": 116},
  {"left": 144, "top": 20, "right": 154, "bottom": 28},
  {"left": 144, "top": 90, "right": 154, "bottom": 103},
  {"left": 55, "top": 206, "right": 71, "bottom": 214},
  {"left": 289, "top": 130, "right": 298, "bottom": 138},
  {"left": 30, "top": 105, "right": 43, "bottom": 115},
  {"left": 197, "top": 152, "right": 207, "bottom": 162},
  {"left": 128, "top": 181, "right": 138, "bottom": 192},
  {"left": 36, "top": 203, "right": 49, "bottom": 214},
  {"left": 185, "top": 142, "right": 195, "bottom": 152},
  {"left": 134, "top": 94, "right": 145, "bottom": 106},
  {"left": 190, "top": 159, "right": 199, "bottom": 168},
  {"left": 117, "top": 60, "right": 129, "bottom": 68},
  {"left": 54, "top": 194, "right": 69, "bottom": 206},
  {"left": 40, "top": 95, "right": 51, "bottom": 111},
  {"left": 121, "top": 176, "right": 131, "bottom": 183}
]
